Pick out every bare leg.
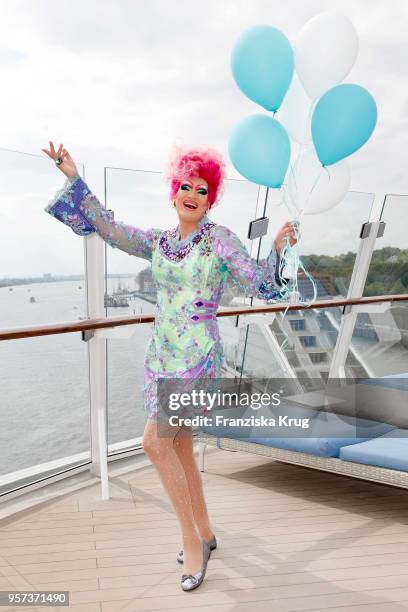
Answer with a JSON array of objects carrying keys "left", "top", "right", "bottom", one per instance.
[
  {"left": 142, "top": 420, "right": 204, "bottom": 575},
  {"left": 173, "top": 424, "right": 215, "bottom": 542}
]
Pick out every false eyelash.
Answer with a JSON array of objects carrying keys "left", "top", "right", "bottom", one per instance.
[{"left": 180, "top": 183, "right": 208, "bottom": 195}]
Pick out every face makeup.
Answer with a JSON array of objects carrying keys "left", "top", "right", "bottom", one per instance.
[
  {"left": 175, "top": 176, "right": 210, "bottom": 220},
  {"left": 180, "top": 180, "right": 208, "bottom": 195}
]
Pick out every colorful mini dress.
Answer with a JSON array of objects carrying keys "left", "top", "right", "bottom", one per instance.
[{"left": 45, "top": 175, "right": 289, "bottom": 421}]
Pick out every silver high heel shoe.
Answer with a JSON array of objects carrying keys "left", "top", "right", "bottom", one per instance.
[
  {"left": 181, "top": 540, "right": 210, "bottom": 592},
  {"left": 177, "top": 534, "right": 217, "bottom": 563}
]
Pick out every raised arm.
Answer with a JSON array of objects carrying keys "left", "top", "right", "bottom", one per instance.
[
  {"left": 212, "top": 224, "right": 290, "bottom": 301},
  {"left": 42, "top": 142, "right": 161, "bottom": 262},
  {"left": 45, "top": 174, "right": 161, "bottom": 261}
]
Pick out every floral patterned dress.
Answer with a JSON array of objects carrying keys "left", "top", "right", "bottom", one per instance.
[{"left": 45, "top": 174, "right": 289, "bottom": 421}]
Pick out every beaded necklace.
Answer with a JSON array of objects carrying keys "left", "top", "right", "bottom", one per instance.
[{"left": 159, "top": 216, "right": 215, "bottom": 262}]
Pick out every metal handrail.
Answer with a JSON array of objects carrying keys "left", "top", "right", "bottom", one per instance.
[{"left": 1, "top": 294, "right": 407, "bottom": 342}]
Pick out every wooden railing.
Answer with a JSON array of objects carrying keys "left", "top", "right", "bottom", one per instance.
[{"left": 1, "top": 294, "right": 407, "bottom": 342}]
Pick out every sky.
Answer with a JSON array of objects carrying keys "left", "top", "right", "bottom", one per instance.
[{"left": 0, "top": 0, "right": 407, "bottom": 276}]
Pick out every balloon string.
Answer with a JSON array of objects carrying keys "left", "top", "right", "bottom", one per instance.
[
  {"left": 270, "top": 96, "right": 318, "bottom": 366},
  {"left": 301, "top": 164, "right": 325, "bottom": 214},
  {"left": 287, "top": 100, "right": 315, "bottom": 197},
  {"left": 273, "top": 188, "right": 318, "bottom": 360}
]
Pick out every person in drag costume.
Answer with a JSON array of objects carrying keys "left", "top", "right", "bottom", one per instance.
[{"left": 42, "top": 140, "right": 297, "bottom": 592}]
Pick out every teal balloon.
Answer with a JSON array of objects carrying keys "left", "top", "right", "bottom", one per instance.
[
  {"left": 231, "top": 25, "right": 294, "bottom": 111},
  {"left": 312, "top": 84, "right": 377, "bottom": 166},
  {"left": 228, "top": 115, "right": 291, "bottom": 188}
]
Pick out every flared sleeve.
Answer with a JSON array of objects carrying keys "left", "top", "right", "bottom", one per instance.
[
  {"left": 44, "top": 174, "right": 162, "bottom": 261},
  {"left": 212, "top": 224, "right": 290, "bottom": 302}
]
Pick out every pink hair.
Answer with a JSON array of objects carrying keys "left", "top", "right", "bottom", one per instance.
[{"left": 163, "top": 143, "right": 227, "bottom": 208}]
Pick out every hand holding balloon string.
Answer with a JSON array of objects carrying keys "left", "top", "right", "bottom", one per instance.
[{"left": 276, "top": 220, "right": 300, "bottom": 282}]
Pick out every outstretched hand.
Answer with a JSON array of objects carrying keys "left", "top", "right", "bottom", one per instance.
[
  {"left": 274, "top": 221, "right": 298, "bottom": 256},
  {"left": 41, "top": 141, "right": 78, "bottom": 179}
]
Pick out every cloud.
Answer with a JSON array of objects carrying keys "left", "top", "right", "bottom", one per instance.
[{"left": 0, "top": 0, "right": 407, "bottom": 275}]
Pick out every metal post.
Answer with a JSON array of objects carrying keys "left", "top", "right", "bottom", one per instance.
[
  {"left": 329, "top": 213, "right": 385, "bottom": 378},
  {"left": 82, "top": 176, "right": 110, "bottom": 500}
]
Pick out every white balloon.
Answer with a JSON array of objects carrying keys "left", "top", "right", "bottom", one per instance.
[
  {"left": 287, "top": 147, "right": 351, "bottom": 214},
  {"left": 278, "top": 76, "right": 312, "bottom": 144},
  {"left": 295, "top": 11, "right": 359, "bottom": 100}
]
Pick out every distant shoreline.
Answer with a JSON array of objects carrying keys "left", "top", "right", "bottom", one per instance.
[{"left": 0, "top": 274, "right": 136, "bottom": 289}]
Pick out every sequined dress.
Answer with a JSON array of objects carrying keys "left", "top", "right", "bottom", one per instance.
[{"left": 45, "top": 174, "right": 289, "bottom": 421}]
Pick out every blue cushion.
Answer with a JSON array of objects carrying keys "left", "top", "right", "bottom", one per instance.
[
  {"left": 201, "top": 402, "right": 395, "bottom": 458},
  {"left": 358, "top": 373, "right": 408, "bottom": 393},
  {"left": 339, "top": 428, "right": 408, "bottom": 472},
  {"left": 201, "top": 401, "right": 316, "bottom": 442},
  {"left": 354, "top": 374, "right": 408, "bottom": 428}
]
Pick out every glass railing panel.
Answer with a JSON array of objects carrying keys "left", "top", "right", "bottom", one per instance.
[
  {"left": 235, "top": 307, "right": 340, "bottom": 383},
  {"left": 0, "top": 148, "right": 87, "bottom": 327},
  {"left": 209, "top": 178, "right": 261, "bottom": 251},
  {"left": 260, "top": 188, "right": 375, "bottom": 299},
  {"left": 235, "top": 188, "right": 375, "bottom": 381},
  {"left": 224, "top": 300, "right": 407, "bottom": 401},
  {"left": 236, "top": 323, "right": 290, "bottom": 378},
  {"left": 103, "top": 168, "right": 165, "bottom": 295},
  {"left": 365, "top": 193, "right": 408, "bottom": 296},
  {"left": 0, "top": 332, "right": 91, "bottom": 495},
  {"left": 345, "top": 300, "right": 408, "bottom": 377},
  {"left": 217, "top": 316, "right": 242, "bottom": 373},
  {"left": 106, "top": 322, "right": 152, "bottom": 447}
]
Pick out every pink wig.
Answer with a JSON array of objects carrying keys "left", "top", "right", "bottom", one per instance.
[{"left": 164, "top": 144, "right": 227, "bottom": 208}]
